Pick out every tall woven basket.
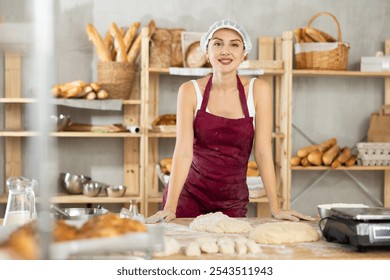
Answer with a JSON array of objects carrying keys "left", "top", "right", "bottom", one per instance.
[
  {"left": 97, "top": 62, "right": 138, "bottom": 99},
  {"left": 295, "top": 12, "right": 350, "bottom": 70}
]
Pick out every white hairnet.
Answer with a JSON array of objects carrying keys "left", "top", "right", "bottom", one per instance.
[{"left": 200, "top": 19, "right": 252, "bottom": 54}]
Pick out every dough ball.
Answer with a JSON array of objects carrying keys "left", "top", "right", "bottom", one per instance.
[
  {"left": 246, "top": 239, "right": 262, "bottom": 254},
  {"left": 154, "top": 236, "right": 181, "bottom": 257},
  {"left": 189, "top": 212, "right": 252, "bottom": 234},
  {"left": 185, "top": 242, "right": 201, "bottom": 257},
  {"left": 249, "top": 222, "right": 320, "bottom": 244},
  {"left": 200, "top": 241, "right": 219, "bottom": 254}
]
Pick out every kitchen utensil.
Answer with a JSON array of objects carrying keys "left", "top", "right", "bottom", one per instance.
[
  {"left": 3, "top": 176, "right": 38, "bottom": 226},
  {"left": 317, "top": 203, "right": 369, "bottom": 219},
  {"left": 60, "top": 172, "right": 91, "bottom": 194},
  {"left": 50, "top": 204, "right": 70, "bottom": 217},
  {"left": 51, "top": 114, "right": 70, "bottom": 131},
  {"left": 82, "top": 181, "right": 105, "bottom": 197},
  {"left": 106, "top": 185, "right": 127, "bottom": 197},
  {"left": 54, "top": 207, "right": 109, "bottom": 221}
]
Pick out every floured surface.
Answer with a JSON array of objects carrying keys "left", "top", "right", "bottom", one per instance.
[
  {"left": 249, "top": 221, "right": 320, "bottom": 244},
  {"left": 154, "top": 218, "right": 390, "bottom": 260},
  {"left": 189, "top": 212, "right": 252, "bottom": 233}
]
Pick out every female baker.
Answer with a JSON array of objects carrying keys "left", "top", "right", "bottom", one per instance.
[{"left": 146, "top": 19, "right": 314, "bottom": 223}]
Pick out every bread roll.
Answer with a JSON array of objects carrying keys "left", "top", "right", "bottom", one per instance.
[
  {"left": 90, "top": 82, "right": 101, "bottom": 92},
  {"left": 307, "top": 150, "right": 323, "bottom": 166},
  {"left": 290, "top": 156, "right": 301, "bottom": 166},
  {"left": 322, "top": 144, "right": 340, "bottom": 166},
  {"left": 300, "top": 157, "right": 311, "bottom": 167},
  {"left": 86, "top": 23, "right": 112, "bottom": 62},
  {"left": 297, "top": 144, "right": 320, "bottom": 158},
  {"left": 185, "top": 41, "right": 206, "bottom": 68}
]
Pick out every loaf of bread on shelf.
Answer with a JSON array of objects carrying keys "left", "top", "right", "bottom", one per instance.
[
  {"left": 297, "top": 144, "right": 320, "bottom": 158},
  {"left": 152, "top": 114, "right": 176, "bottom": 126},
  {"left": 307, "top": 150, "right": 323, "bottom": 166},
  {"left": 331, "top": 146, "right": 352, "bottom": 168},
  {"left": 110, "top": 22, "right": 128, "bottom": 62},
  {"left": 127, "top": 19, "right": 155, "bottom": 64},
  {"left": 344, "top": 155, "right": 357, "bottom": 167},
  {"left": 322, "top": 144, "right": 340, "bottom": 166},
  {"left": 160, "top": 157, "right": 173, "bottom": 175},
  {"left": 318, "top": 138, "right": 337, "bottom": 152},
  {"left": 290, "top": 156, "right": 301, "bottom": 166},
  {"left": 300, "top": 157, "right": 311, "bottom": 167},
  {"left": 86, "top": 23, "right": 112, "bottom": 62},
  {"left": 185, "top": 41, "right": 207, "bottom": 68},
  {"left": 123, "top": 21, "right": 141, "bottom": 53}
]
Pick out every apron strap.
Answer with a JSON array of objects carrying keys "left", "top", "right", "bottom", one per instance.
[
  {"left": 200, "top": 74, "right": 251, "bottom": 119},
  {"left": 236, "top": 75, "right": 250, "bottom": 118}
]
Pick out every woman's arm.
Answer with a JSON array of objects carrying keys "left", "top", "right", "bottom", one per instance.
[
  {"left": 163, "top": 81, "right": 196, "bottom": 215},
  {"left": 146, "top": 80, "right": 197, "bottom": 223}
]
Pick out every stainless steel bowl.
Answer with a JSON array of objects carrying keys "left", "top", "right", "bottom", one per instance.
[
  {"left": 54, "top": 207, "right": 109, "bottom": 220},
  {"left": 106, "top": 185, "right": 127, "bottom": 197},
  {"left": 51, "top": 114, "right": 70, "bottom": 131},
  {"left": 60, "top": 172, "right": 92, "bottom": 194},
  {"left": 82, "top": 181, "right": 105, "bottom": 197}
]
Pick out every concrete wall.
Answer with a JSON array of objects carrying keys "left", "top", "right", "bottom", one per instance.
[{"left": 1, "top": 0, "right": 390, "bottom": 216}]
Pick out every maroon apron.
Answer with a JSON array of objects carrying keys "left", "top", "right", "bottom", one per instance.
[{"left": 163, "top": 74, "right": 254, "bottom": 217}]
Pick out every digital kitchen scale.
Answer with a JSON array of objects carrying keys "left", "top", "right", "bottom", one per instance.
[{"left": 321, "top": 207, "right": 390, "bottom": 252}]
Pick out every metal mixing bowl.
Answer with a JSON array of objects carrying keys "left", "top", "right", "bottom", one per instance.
[
  {"left": 60, "top": 172, "right": 92, "bottom": 194},
  {"left": 54, "top": 207, "right": 109, "bottom": 220},
  {"left": 106, "top": 185, "right": 127, "bottom": 197},
  {"left": 51, "top": 114, "right": 70, "bottom": 131},
  {"left": 82, "top": 181, "right": 106, "bottom": 197}
]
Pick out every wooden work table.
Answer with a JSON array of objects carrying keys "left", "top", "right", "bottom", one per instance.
[{"left": 154, "top": 218, "right": 390, "bottom": 260}]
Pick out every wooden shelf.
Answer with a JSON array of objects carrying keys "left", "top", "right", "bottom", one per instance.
[
  {"left": 0, "top": 98, "right": 36, "bottom": 103},
  {"left": 291, "top": 165, "right": 390, "bottom": 171},
  {"left": 0, "top": 193, "right": 141, "bottom": 204},
  {"left": 149, "top": 67, "right": 284, "bottom": 76},
  {"left": 147, "top": 131, "right": 285, "bottom": 139},
  {"left": 292, "top": 70, "right": 390, "bottom": 77},
  {"left": 51, "top": 132, "right": 141, "bottom": 138},
  {"left": 0, "top": 131, "right": 37, "bottom": 137}
]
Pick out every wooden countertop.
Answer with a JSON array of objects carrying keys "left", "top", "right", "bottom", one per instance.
[{"left": 154, "top": 218, "right": 390, "bottom": 260}]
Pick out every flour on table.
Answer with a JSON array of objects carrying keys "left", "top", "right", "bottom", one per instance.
[
  {"left": 249, "top": 222, "right": 319, "bottom": 244},
  {"left": 189, "top": 212, "right": 252, "bottom": 233}
]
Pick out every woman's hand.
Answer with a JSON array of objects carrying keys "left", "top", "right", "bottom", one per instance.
[
  {"left": 271, "top": 209, "right": 316, "bottom": 222},
  {"left": 145, "top": 209, "right": 176, "bottom": 224}
]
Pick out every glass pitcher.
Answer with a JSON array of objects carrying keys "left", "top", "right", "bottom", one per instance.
[{"left": 3, "top": 176, "right": 38, "bottom": 226}]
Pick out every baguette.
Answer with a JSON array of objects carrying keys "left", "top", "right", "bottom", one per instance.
[
  {"left": 110, "top": 22, "right": 128, "bottom": 62},
  {"left": 297, "top": 144, "right": 320, "bottom": 158},
  {"left": 123, "top": 21, "right": 140, "bottom": 52},
  {"left": 318, "top": 138, "right": 337, "bottom": 152},
  {"left": 86, "top": 23, "right": 112, "bottom": 62},
  {"left": 307, "top": 150, "right": 323, "bottom": 166},
  {"left": 104, "top": 29, "right": 116, "bottom": 61},
  {"left": 290, "top": 156, "right": 301, "bottom": 166},
  {"left": 127, "top": 20, "right": 156, "bottom": 64},
  {"left": 322, "top": 144, "right": 340, "bottom": 166},
  {"left": 76, "top": 85, "right": 93, "bottom": 98},
  {"left": 305, "top": 27, "right": 336, "bottom": 43}
]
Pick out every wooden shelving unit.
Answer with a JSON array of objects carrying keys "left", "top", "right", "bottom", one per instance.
[{"left": 0, "top": 51, "right": 144, "bottom": 210}]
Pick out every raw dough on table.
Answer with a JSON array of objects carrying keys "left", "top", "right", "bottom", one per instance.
[
  {"left": 189, "top": 212, "right": 252, "bottom": 234},
  {"left": 249, "top": 222, "right": 319, "bottom": 244},
  {"left": 154, "top": 236, "right": 181, "bottom": 257}
]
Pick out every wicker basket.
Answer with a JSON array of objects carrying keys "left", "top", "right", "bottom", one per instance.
[
  {"left": 97, "top": 62, "right": 138, "bottom": 99},
  {"left": 295, "top": 12, "right": 350, "bottom": 70}
]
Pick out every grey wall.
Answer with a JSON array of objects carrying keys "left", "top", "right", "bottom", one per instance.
[{"left": 1, "top": 0, "right": 390, "bottom": 216}]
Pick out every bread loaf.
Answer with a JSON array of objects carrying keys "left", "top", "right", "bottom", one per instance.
[
  {"left": 336, "top": 147, "right": 352, "bottom": 163},
  {"left": 305, "top": 27, "right": 336, "bottom": 43},
  {"left": 127, "top": 20, "right": 155, "bottom": 64},
  {"left": 86, "top": 24, "right": 112, "bottom": 62},
  {"left": 300, "top": 157, "right": 311, "bottom": 167},
  {"left": 110, "top": 22, "right": 128, "bottom": 62},
  {"left": 322, "top": 144, "right": 340, "bottom": 166},
  {"left": 123, "top": 21, "right": 140, "bottom": 52},
  {"left": 297, "top": 144, "right": 320, "bottom": 158},
  {"left": 290, "top": 156, "right": 301, "bottom": 166},
  {"left": 185, "top": 41, "right": 206, "bottom": 68},
  {"left": 344, "top": 155, "right": 357, "bottom": 167},
  {"left": 307, "top": 150, "right": 323, "bottom": 166},
  {"left": 318, "top": 138, "right": 337, "bottom": 152}
]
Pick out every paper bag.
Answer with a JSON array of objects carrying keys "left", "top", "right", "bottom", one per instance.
[{"left": 367, "top": 105, "right": 390, "bottom": 142}]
